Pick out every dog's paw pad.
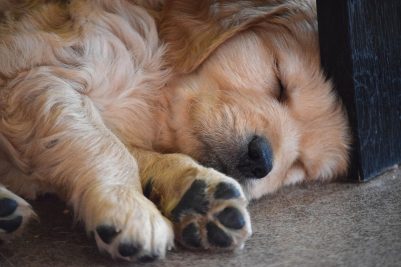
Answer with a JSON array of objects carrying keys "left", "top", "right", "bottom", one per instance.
[
  {"left": 171, "top": 180, "right": 209, "bottom": 221},
  {"left": 94, "top": 218, "right": 170, "bottom": 261},
  {"left": 0, "top": 215, "right": 23, "bottom": 233},
  {"left": 95, "top": 226, "right": 161, "bottom": 261},
  {"left": 172, "top": 177, "right": 251, "bottom": 250},
  {"left": 206, "top": 222, "right": 233, "bottom": 248},
  {"left": 0, "top": 188, "right": 36, "bottom": 239},
  {"left": 118, "top": 243, "right": 141, "bottom": 257},
  {"left": 214, "top": 182, "right": 241, "bottom": 200},
  {"left": 139, "top": 254, "right": 159, "bottom": 263},
  {"left": 90, "top": 193, "right": 173, "bottom": 262},
  {"left": 182, "top": 223, "right": 202, "bottom": 248},
  {"left": 216, "top": 207, "right": 245, "bottom": 230},
  {"left": 0, "top": 198, "right": 18, "bottom": 217},
  {"left": 96, "top": 225, "right": 119, "bottom": 244}
]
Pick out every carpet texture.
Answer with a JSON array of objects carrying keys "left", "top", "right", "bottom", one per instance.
[{"left": 1, "top": 166, "right": 400, "bottom": 267}]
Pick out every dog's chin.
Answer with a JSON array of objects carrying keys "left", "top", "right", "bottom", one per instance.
[
  {"left": 199, "top": 156, "right": 298, "bottom": 200},
  {"left": 199, "top": 157, "right": 264, "bottom": 185}
]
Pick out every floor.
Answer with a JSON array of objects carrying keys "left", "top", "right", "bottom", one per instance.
[{"left": 1, "top": 166, "right": 400, "bottom": 267}]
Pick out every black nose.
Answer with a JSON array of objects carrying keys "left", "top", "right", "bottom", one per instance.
[{"left": 237, "top": 136, "right": 273, "bottom": 179}]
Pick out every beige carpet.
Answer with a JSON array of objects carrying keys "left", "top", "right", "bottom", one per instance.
[{"left": 1, "top": 166, "right": 400, "bottom": 267}]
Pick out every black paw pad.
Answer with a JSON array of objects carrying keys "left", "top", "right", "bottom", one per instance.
[
  {"left": 182, "top": 223, "right": 202, "bottom": 248},
  {"left": 217, "top": 207, "right": 245, "bottom": 230},
  {"left": 0, "top": 198, "right": 18, "bottom": 217},
  {"left": 214, "top": 182, "right": 241, "bottom": 200},
  {"left": 118, "top": 243, "right": 141, "bottom": 257},
  {"left": 0, "top": 215, "right": 23, "bottom": 233},
  {"left": 139, "top": 254, "right": 159, "bottom": 263},
  {"left": 171, "top": 180, "right": 209, "bottom": 221},
  {"left": 96, "top": 225, "right": 119, "bottom": 244},
  {"left": 143, "top": 178, "right": 153, "bottom": 198},
  {"left": 206, "top": 222, "right": 232, "bottom": 248}
]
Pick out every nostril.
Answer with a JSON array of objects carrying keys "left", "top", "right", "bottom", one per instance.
[
  {"left": 238, "top": 135, "right": 273, "bottom": 179},
  {"left": 248, "top": 136, "right": 262, "bottom": 160},
  {"left": 252, "top": 167, "right": 266, "bottom": 178},
  {"left": 248, "top": 136, "right": 261, "bottom": 160},
  {"left": 248, "top": 136, "right": 272, "bottom": 161}
]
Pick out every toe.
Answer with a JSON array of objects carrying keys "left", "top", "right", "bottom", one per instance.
[
  {"left": 182, "top": 223, "right": 202, "bottom": 248},
  {"left": 139, "top": 254, "right": 159, "bottom": 263},
  {"left": 0, "top": 198, "right": 18, "bottom": 217},
  {"left": 216, "top": 207, "right": 245, "bottom": 230},
  {"left": 214, "top": 183, "right": 241, "bottom": 200},
  {"left": 0, "top": 216, "right": 23, "bottom": 233},
  {"left": 96, "top": 225, "right": 119, "bottom": 244},
  {"left": 206, "top": 222, "right": 233, "bottom": 248},
  {"left": 118, "top": 243, "right": 141, "bottom": 257},
  {"left": 171, "top": 180, "right": 209, "bottom": 221}
]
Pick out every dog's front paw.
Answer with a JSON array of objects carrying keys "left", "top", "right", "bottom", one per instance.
[
  {"left": 83, "top": 189, "right": 174, "bottom": 262},
  {"left": 169, "top": 170, "right": 251, "bottom": 250},
  {"left": 0, "top": 186, "right": 36, "bottom": 239}
]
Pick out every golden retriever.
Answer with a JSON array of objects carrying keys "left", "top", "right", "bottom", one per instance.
[{"left": 0, "top": 0, "right": 349, "bottom": 262}]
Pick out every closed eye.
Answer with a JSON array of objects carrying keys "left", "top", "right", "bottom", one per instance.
[
  {"left": 274, "top": 58, "right": 287, "bottom": 102},
  {"left": 277, "top": 78, "right": 286, "bottom": 102}
]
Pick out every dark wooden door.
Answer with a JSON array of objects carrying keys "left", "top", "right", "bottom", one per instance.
[{"left": 316, "top": 0, "right": 401, "bottom": 181}]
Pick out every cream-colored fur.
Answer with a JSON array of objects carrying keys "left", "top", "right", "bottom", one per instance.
[{"left": 0, "top": 0, "right": 349, "bottom": 261}]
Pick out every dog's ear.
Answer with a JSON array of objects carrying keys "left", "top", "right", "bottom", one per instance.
[{"left": 160, "top": 0, "right": 288, "bottom": 74}]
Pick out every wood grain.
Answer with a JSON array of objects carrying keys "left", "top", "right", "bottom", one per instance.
[{"left": 317, "top": 0, "right": 401, "bottom": 180}]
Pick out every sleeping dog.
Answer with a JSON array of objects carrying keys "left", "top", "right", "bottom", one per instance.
[{"left": 0, "top": 0, "right": 349, "bottom": 262}]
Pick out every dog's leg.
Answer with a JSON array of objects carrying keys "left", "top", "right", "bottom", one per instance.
[
  {"left": 0, "top": 185, "right": 36, "bottom": 239},
  {"left": 130, "top": 148, "right": 252, "bottom": 250},
  {"left": 0, "top": 70, "right": 173, "bottom": 261}
]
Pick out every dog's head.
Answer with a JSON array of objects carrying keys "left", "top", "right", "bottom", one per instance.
[{"left": 158, "top": 0, "right": 350, "bottom": 199}]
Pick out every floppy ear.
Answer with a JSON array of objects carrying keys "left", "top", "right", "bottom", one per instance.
[{"left": 160, "top": 0, "right": 289, "bottom": 74}]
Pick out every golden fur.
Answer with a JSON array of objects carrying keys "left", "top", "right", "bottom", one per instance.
[{"left": 0, "top": 0, "right": 349, "bottom": 261}]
